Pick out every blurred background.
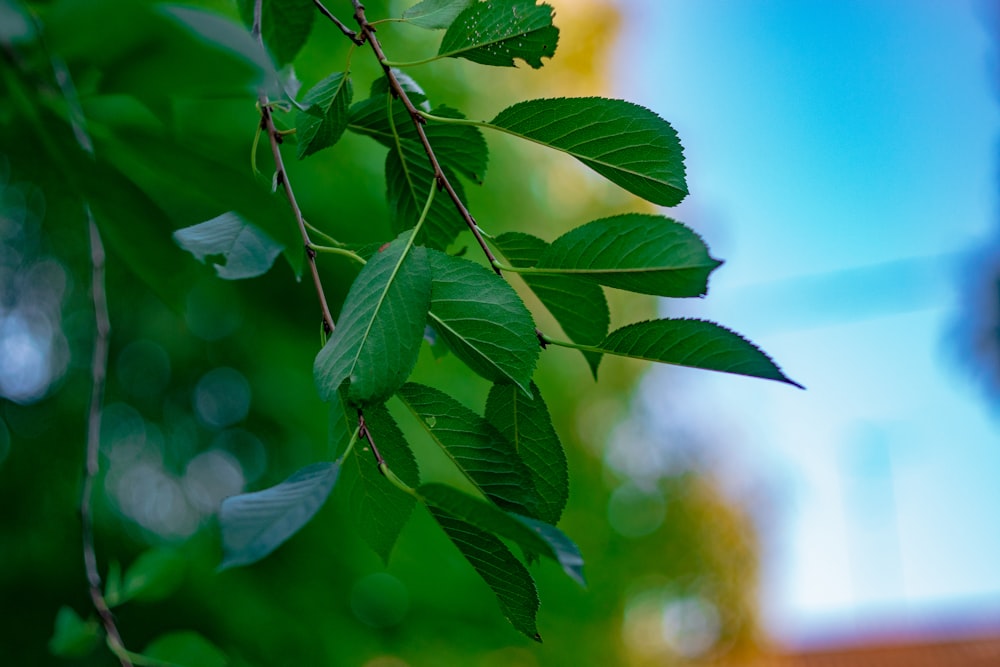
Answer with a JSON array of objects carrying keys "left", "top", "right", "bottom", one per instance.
[{"left": 1, "top": 0, "right": 998, "bottom": 665}]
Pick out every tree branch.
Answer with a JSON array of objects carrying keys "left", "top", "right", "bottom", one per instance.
[
  {"left": 313, "top": 0, "right": 363, "bottom": 44},
  {"left": 350, "top": 1, "right": 501, "bottom": 274}
]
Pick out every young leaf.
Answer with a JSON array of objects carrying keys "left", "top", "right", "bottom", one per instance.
[
  {"left": 386, "top": 140, "right": 468, "bottom": 251},
  {"left": 296, "top": 71, "right": 353, "bottom": 158},
  {"left": 533, "top": 214, "right": 722, "bottom": 297},
  {"left": 428, "top": 250, "right": 539, "bottom": 393},
  {"left": 419, "top": 482, "right": 585, "bottom": 586},
  {"left": 341, "top": 403, "right": 420, "bottom": 563},
  {"left": 173, "top": 212, "right": 283, "bottom": 280},
  {"left": 142, "top": 631, "right": 228, "bottom": 667},
  {"left": 438, "top": 0, "right": 559, "bottom": 68},
  {"left": 314, "top": 235, "right": 432, "bottom": 404},
  {"left": 595, "top": 319, "right": 804, "bottom": 387},
  {"left": 119, "top": 547, "right": 186, "bottom": 603},
  {"left": 488, "top": 97, "right": 687, "bottom": 206},
  {"left": 397, "top": 383, "right": 538, "bottom": 516},
  {"left": 402, "top": 0, "right": 474, "bottom": 30},
  {"left": 236, "top": 0, "right": 314, "bottom": 66},
  {"left": 494, "top": 231, "right": 607, "bottom": 375},
  {"left": 485, "top": 382, "right": 568, "bottom": 525},
  {"left": 219, "top": 462, "right": 340, "bottom": 570},
  {"left": 48, "top": 607, "right": 100, "bottom": 658},
  {"left": 429, "top": 508, "right": 541, "bottom": 641}
]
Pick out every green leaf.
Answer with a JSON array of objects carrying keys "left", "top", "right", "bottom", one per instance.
[
  {"left": 219, "top": 462, "right": 340, "bottom": 570},
  {"left": 428, "top": 250, "right": 538, "bottom": 393},
  {"left": 296, "top": 71, "right": 353, "bottom": 158},
  {"left": 485, "top": 382, "right": 567, "bottom": 525},
  {"left": 419, "top": 483, "right": 585, "bottom": 586},
  {"left": 342, "top": 403, "right": 420, "bottom": 563},
  {"left": 142, "top": 631, "right": 228, "bottom": 667},
  {"left": 402, "top": 0, "right": 474, "bottom": 30},
  {"left": 236, "top": 0, "right": 314, "bottom": 66},
  {"left": 488, "top": 97, "right": 688, "bottom": 206},
  {"left": 438, "top": 0, "right": 559, "bottom": 68},
  {"left": 397, "top": 383, "right": 537, "bottom": 516},
  {"left": 386, "top": 140, "right": 468, "bottom": 250},
  {"left": 595, "top": 319, "right": 804, "bottom": 387},
  {"left": 494, "top": 231, "right": 607, "bottom": 375},
  {"left": 173, "top": 212, "right": 283, "bottom": 280},
  {"left": 314, "top": 235, "right": 432, "bottom": 404},
  {"left": 429, "top": 509, "right": 541, "bottom": 641},
  {"left": 48, "top": 606, "right": 100, "bottom": 658},
  {"left": 119, "top": 547, "right": 186, "bottom": 604},
  {"left": 534, "top": 214, "right": 721, "bottom": 297}
]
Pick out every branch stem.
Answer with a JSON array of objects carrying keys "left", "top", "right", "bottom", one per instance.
[{"left": 313, "top": 0, "right": 363, "bottom": 44}]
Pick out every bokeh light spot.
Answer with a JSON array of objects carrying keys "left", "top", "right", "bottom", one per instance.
[{"left": 194, "top": 367, "right": 250, "bottom": 429}]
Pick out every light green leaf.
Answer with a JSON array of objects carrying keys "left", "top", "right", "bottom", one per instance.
[
  {"left": 119, "top": 547, "right": 186, "bottom": 604},
  {"left": 494, "top": 231, "right": 607, "bottom": 375},
  {"left": 342, "top": 404, "right": 419, "bottom": 563},
  {"left": 488, "top": 97, "right": 687, "bottom": 206},
  {"left": 219, "top": 462, "right": 340, "bottom": 570},
  {"left": 236, "top": 0, "right": 314, "bottom": 66},
  {"left": 428, "top": 250, "right": 538, "bottom": 393},
  {"left": 397, "top": 383, "right": 537, "bottom": 516},
  {"left": 173, "top": 212, "right": 283, "bottom": 280},
  {"left": 438, "top": 0, "right": 558, "bottom": 68},
  {"left": 419, "top": 483, "right": 585, "bottom": 586},
  {"left": 314, "top": 235, "right": 432, "bottom": 404},
  {"left": 485, "top": 382, "right": 567, "bottom": 525},
  {"left": 48, "top": 606, "right": 100, "bottom": 658},
  {"left": 142, "top": 631, "right": 228, "bottom": 667},
  {"left": 402, "top": 0, "right": 474, "bottom": 29},
  {"left": 596, "top": 319, "right": 804, "bottom": 387},
  {"left": 533, "top": 214, "right": 721, "bottom": 297},
  {"left": 296, "top": 71, "right": 353, "bottom": 158},
  {"left": 429, "top": 509, "right": 541, "bottom": 641}
]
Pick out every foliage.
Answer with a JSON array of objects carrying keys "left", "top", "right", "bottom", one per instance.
[{"left": 0, "top": 0, "right": 798, "bottom": 663}]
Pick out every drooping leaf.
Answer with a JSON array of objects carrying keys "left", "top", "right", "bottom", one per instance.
[
  {"left": 595, "top": 319, "right": 804, "bottom": 387},
  {"left": 533, "top": 214, "right": 721, "bottom": 297},
  {"left": 429, "top": 508, "right": 541, "bottom": 641},
  {"left": 118, "top": 548, "right": 186, "bottom": 604},
  {"left": 494, "top": 231, "right": 607, "bottom": 375},
  {"left": 142, "top": 631, "right": 228, "bottom": 667},
  {"left": 296, "top": 71, "right": 353, "bottom": 158},
  {"left": 402, "top": 0, "right": 474, "bottom": 30},
  {"left": 428, "top": 250, "right": 538, "bottom": 393},
  {"left": 219, "top": 462, "right": 340, "bottom": 570},
  {"left": 397, "top": 383, "right": 538, "bottom": 516},
  {"left": 173, "top": 212, "right": 283, "bottom": 280},
  {"left": 419, "top": 482, "right": 585, "bottom": 586},
  {"left": 236, "top": 0, "right": 314, "bottom": 66},
  {"left": 485, "top": 382, "right": 567, "bottom": 525},
  {"left": 342, "top": 403, "right": 420, "bottom": 563},
  {"left": 438, "top": 0, "right": 559, "bottom": 68},
  {"left": 386, "top": 139, "right": 468, "bottom": 250},
  {"left": 314, "top": 235, "right": 432, "bottom": 404},
  {"left": 488, "top": 97, "right": 687, "bottom": 206},
  {"left": 48, "top": 607, "right": 99, "bottom": 658}
]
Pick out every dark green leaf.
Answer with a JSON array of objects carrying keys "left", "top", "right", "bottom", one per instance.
[
  {"left": 438, "top": 0, "right": 559, "bottom": 68},
  {"left": 419, "top": 483, "right": 585, "bottom": 585},
  {"left": 142, "top": 631, "right": 228, "bottom": 667},
  {"left": 386, "top": 140, "right": 468, "bottom": 250},
  {"left": 488, "top": 97, "right": 687, "bottom": 206},
  {"left": 596, "top": 319, "right": 804, "bottom": 387},
  {"left": 219, "top": 462, "right": 340, "bottom": 570},
  {"left": 402, "top": 0, "right": 474, "bottom": 29},
  {"left": 296, "top": 71, "right": 353, "bottom": 158},
  {"left": 428, "top": 250, "right": 538, "bottom": 392},
  {"left": 494, "top": 231, "right": 607, "bottom": 375},
  {"left": 342, "top": 404, "right": 419, "bottom": 563},
  {"left": 486, "top": 382, "right": 567, "bottom": 525},
  {"left": 236, "top": 0, "right": 314, "bottom": 66},
  {"left": 534, "top": 214, "right": 721, "bottom": 297},
  {"left": 48, "top": 607, "right": 99, "bottom": 658},
  {"left": 119, "top": 548, "right": 186, "bottom": 604},
  {"left": 397, "top": 383, "right": 537, "bottom": 516},
  {"left": 314, "top": 235, "right": 432, "bottom": 404},
  {"left": 429, "top": 509, "right": 541, "bottom": 641},
  {"left": 173, "top": 212, "right": 283, "bottom": 280}
]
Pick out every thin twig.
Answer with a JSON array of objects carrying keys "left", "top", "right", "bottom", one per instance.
[
  {"left": 83, "top": 213, "right": 133, "bottom": 667},
  {"left": 350, "top": 2, "right": 501, "bottom": 274},
  {"left": 313, "top": 0, "right": 363, "bottom": 44},
  {"left": 357, "top": 408, "right": 386, "bottom": 469}
]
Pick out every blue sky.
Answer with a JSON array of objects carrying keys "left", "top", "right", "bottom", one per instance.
[{"left": 615, "top": 0, "right": 1000, "bottom": 645}]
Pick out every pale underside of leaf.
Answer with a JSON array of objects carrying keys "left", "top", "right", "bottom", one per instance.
[
  {"left": 402, "top": 0, "right": 474, "bottom": 30},
  {"left": 173, "top": 211, "right": 283, "bottom": 280}
]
